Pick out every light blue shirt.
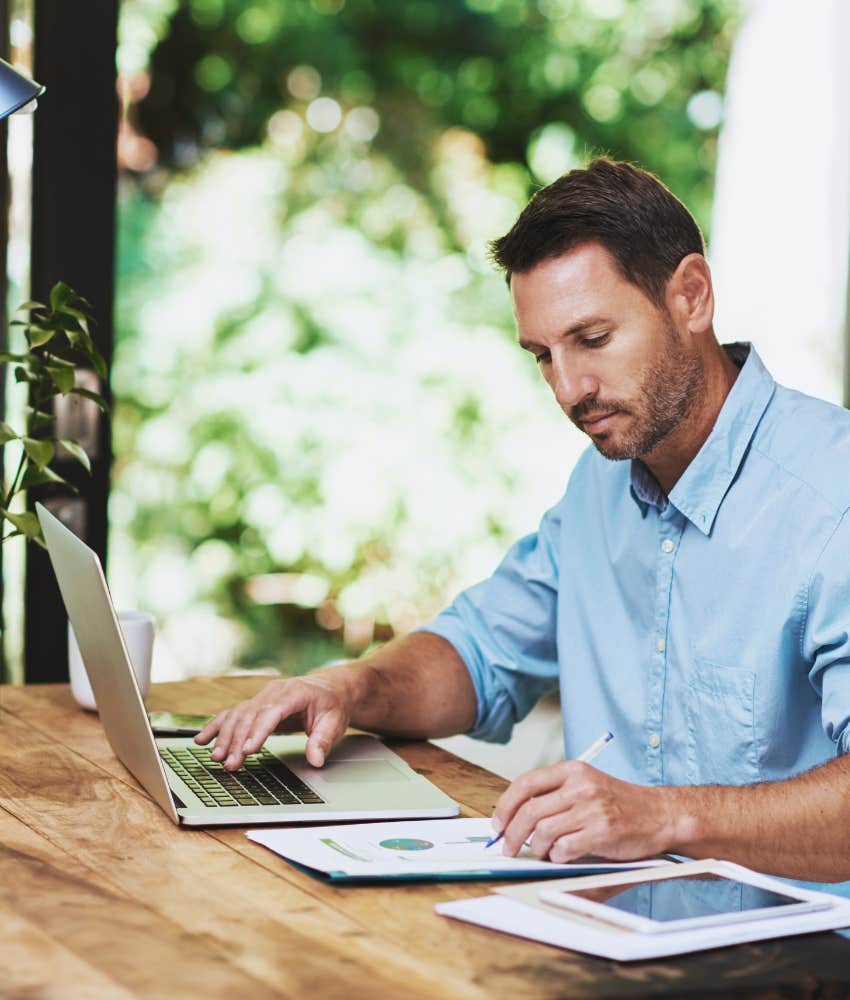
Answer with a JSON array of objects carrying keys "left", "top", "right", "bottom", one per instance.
[{"left": 424, "top": 343, "right": 850, "bottom": 890}]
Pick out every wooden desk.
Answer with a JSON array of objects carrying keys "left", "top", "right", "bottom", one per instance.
[{"left": 3, "top": 678, "right": 850, "bottom": 998}]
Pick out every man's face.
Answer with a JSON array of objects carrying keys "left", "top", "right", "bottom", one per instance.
[{"left": 511, "top": 242, "right": 705, "bottom": 461}]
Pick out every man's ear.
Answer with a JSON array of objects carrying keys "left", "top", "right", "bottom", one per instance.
[{"left": 665, "top": 253, "right": 714, "bottom": 336}]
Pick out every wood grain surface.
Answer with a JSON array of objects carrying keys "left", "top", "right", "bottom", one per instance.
[{"left": 2, "top": 678, "right": 850, "bottom": 999}]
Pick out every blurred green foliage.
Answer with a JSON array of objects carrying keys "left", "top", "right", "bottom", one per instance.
[
  {"left": 135, "top": 0, "right": 737, "bottom": 228},
  {"left": 113, "top": 0, "right": 739, "bottom": 677}
]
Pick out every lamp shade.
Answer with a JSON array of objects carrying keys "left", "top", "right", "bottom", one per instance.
[{"left": 0, "top": 57, "right": 44, "bottom": 119}]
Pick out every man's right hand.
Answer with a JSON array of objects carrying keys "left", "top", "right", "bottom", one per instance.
[{"left": 194, "top": 671, "right": 354, "bottom": 771}]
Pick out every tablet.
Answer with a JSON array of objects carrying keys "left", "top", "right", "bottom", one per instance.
[{"left": 538, "top": 863, "right": 833, "bottom": 934}]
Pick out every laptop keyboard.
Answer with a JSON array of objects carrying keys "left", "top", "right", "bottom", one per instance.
[{"left": 159, "top": 745, "right": 325, "bottom": 808}]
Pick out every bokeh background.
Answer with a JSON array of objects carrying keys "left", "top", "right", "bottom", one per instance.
[{"left": 109, "top": 0, "right": 742, "bottom": 683}]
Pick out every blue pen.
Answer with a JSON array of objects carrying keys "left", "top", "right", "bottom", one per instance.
[{"left": 485, "top": 730, "right": 615, "bottom": 849}]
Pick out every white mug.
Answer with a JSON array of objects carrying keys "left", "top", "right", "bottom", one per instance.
[{"left": 68, "top": 611, "right": 155, "bottom": 711}]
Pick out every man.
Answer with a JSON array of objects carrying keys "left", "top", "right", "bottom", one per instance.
[{"left": 197, "top": 159, "right": 850, "bottom": 885}]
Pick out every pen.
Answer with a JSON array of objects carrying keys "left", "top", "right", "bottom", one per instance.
[{"left": 485, "top": 730, "right": 614, "bottom": 849}]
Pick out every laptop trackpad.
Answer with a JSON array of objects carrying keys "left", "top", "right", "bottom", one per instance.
[{"left": 319, "top": 761, "right": 408, "bottom": 783}]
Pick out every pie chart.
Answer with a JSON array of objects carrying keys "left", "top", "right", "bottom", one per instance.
[{"left": 379, "top": 838, "right": 434, "bottom": 851}]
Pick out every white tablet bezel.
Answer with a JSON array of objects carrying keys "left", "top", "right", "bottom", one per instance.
[{"left": 537, "top": 859, "right": 835, "bottom": 934}]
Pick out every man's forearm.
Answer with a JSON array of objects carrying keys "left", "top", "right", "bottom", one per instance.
[
  {"left": 324, "top": 630, "right": 478, "bottom": 740},
  {"left": 659, "top": 754, "right": 850, "bottom": 882}
]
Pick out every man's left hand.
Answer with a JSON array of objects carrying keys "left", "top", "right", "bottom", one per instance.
[{"left": 491, "top": 761, "right": 673, "bottom": 862}]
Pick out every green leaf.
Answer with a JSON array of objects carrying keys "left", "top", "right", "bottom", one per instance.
[
  {"left": 90, "top": 349, "right": 108, "bottom": 381},
  {"left": 66, "top": 330, "right": 103, "bottom": 369},
  {"left": 42, "top": 352, "right": 76, "bottom": 367},
  {"left": 30, "top": 383, "right": 57, "bottom": 407},
  {"left": 60, "top": 306, "right": 91, "bottom": 324},
  {"left": 70, "top": 386, "right": 110, "bottom": 413},
  {"left": 22, "top": 437, "right": 55, "bottom": 468},
  {"left": 14, "top": 366, "right": 32, "bottom": 384},
  {"left": 47, "top": 366, "right": 76, "bottom": 394},
  {"left": 55, "top": 287, "right": 92, "bottom": 311},
  {"left": 49, "top": 282, "right": 75, "bottom": 311},
  {"left": 22, "top": 361, "right": 49, "bottom": 380},
  {"left": 0, "top": 422, "right": 18, "bottom": 443},
  {"left": 15, "top": 300, "right": 46, "bottom": 312},
  {"left": 65, "top": 326, "right": 89, "bottom": 352},
  {"left": 26, "top": 409, "right": 55, "bottom": 434},
  {"left": 0, "top": 351, "right": 26, "bottom": 361},
  {"left": 21, "top": 464, "right": 71, "bottom": 489},
  {"left": 59, "top": 439, "right": 92, "bottom": 473},
  {"left": 2, "top": 510, "right": 41, "bottom": 539},
  {"left": 27, "top": 324, "right": 56, "bottom": 348}
]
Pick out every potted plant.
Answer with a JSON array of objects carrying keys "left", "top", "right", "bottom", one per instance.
[{"left": 0, "top": 281, "right": 107, "bottom": 544}]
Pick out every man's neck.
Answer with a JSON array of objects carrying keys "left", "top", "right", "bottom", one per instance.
[{"left": 642, "top": 343, "right": 741, "bottom": 496}]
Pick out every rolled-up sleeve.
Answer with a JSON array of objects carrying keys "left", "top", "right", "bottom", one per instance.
[
  {"left": 420, "top": 500, "right": 563, "bottom": 744},
  {"left": 804, "top": 508, "right": 850, "bottom": 756}
]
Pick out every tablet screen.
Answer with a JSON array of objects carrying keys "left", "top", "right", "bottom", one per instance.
[{"left": 565, "top": 873, "right": 801, "bottom": 922}]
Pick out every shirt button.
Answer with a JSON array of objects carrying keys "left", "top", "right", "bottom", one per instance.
[
  {"left": 648, "top": 733, "right": 661, "bottom": 749},
  {"left": 656, "top": 637, "right": 665, "bottom": 653},
  {"left": 661, "top": 539, "right": 675, "bottom": 553}
]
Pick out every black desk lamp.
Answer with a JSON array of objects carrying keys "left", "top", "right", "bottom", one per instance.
[{"left": 0, "top": 56, "right": 44, "bottom": 118}]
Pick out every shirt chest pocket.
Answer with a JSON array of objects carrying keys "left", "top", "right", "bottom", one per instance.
[{"left": 685, "top": 658, "right": 761, "bottom": 786}]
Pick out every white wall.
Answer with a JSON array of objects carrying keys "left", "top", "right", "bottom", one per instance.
[{"left": 710, "top": 0, "right": 850, "bottom": 403}]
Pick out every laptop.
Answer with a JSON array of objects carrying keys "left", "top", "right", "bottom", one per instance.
[{"left": 36, "top": 502, "right": 459, "bottom": 827}]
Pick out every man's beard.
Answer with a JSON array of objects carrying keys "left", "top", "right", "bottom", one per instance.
[{"left": 569, "top": 319, "right": 706, "bottom": 461}]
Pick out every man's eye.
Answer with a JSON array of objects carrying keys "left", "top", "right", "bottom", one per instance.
[
  {"left": 536, "top": 352, "right": 551, "bottom": 365},
  {"left": 582, "top": 334, "right": 609, "bottom": 349}
]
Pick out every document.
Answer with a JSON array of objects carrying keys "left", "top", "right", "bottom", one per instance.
[{"left": 247, "top": 817, "right": 668, "bottom": 883}]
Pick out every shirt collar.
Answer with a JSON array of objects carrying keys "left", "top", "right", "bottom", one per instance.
[{"left": 629, "top": 343, "right": 776, "bottom": 535}]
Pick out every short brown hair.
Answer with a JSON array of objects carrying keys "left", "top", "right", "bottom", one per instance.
[{"left": 489, "top": 158, "right": 705, "bottom": 307}]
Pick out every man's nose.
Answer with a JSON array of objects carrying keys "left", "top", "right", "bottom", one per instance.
[{"left": 551, "top": 357, "right": 593, "bottom": 411}]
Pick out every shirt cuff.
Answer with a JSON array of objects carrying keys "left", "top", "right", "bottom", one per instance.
[{"left": 415, "top": 613, "right": 518, "bottom": 744}]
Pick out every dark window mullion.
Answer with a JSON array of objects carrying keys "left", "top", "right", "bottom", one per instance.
[
  {"left": 0, "top": 0, "right": 8, "bottom": 683},
  {"left": 24, "top": 0, "right": 118, "bottom": 683}
]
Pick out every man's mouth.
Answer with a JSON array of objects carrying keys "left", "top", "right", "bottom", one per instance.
[{"left": 579, "top": 411, "right": 620, "bottom": 430}]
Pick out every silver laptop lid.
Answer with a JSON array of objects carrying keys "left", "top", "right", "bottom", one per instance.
[{"left": 36, "top": 502, "right": 179, "bottom": 823}]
